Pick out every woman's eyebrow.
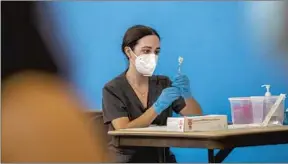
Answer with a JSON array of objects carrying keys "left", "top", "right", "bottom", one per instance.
[
  {"left": 141, "top": 46, "right": 161, "bottom": 50},
  {"left": 141, "top": 46, "right": 152, "bottom": 49}
]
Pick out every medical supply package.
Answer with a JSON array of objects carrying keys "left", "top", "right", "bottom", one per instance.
[{"left": 167, "top": 115, "right": 228, "bottom": 132}]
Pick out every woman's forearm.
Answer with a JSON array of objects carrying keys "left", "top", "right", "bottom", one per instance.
[{"left": 126, "top": 107, "right": 158, "bottom": 128}]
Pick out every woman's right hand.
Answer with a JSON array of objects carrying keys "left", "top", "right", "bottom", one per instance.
[{"left": 152, "top": 87, "right": 181, "bottom": 115}]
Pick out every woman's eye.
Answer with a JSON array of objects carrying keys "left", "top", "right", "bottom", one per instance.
[{"left": 143, "top": 50, "right": 150, "bottom": 54}]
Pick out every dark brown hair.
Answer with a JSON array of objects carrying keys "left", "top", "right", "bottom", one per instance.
[{"left": 121, "top": 25, "right": 160, "bottom": 59}]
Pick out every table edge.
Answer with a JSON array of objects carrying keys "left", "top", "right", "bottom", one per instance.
[{"left": 108, "top": 126, "right": 288, "bottom": 139}]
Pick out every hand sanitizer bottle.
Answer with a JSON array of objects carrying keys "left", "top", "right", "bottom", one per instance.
[
  {"left": 261, "top": 85, "right": 271, "bottom": 96},
  {"left": 262, "top": 85, "right": 274, "bottom": 124},
  {"left": 262, "top": 84, "right": 283, "bottom": 125}
]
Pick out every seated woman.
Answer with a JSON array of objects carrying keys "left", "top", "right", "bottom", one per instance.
[{"left": 102, "top": 25, "right": 202, "bottom": 163}]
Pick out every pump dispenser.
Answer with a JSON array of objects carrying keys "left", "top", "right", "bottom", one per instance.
[{"left": 261, "top": 84, "right": 271, "bottom": 96}]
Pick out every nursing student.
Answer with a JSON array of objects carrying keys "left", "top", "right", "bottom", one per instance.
[{"left": 102, "top": 25, "right": 202, "bottom": 163}]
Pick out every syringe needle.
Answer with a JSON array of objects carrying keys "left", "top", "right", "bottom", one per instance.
[{"left": 178, "top": 56, "right": 184, "bottom": 74}]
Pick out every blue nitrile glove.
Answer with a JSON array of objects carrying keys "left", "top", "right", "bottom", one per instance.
[
  {"left": 172, "top": 74, "right": 192, "bottom": 99},
  {"left": 153, "top": 87, "right": 181, "bottom": 115}
]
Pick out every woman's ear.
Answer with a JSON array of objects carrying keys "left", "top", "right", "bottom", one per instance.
[{"left": 124, "top": 47, "right": 132, "bottom": 59}]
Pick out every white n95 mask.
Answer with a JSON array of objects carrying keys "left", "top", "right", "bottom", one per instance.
[{"left": 130, "top": 48, "right": 158, "bottom": 76}]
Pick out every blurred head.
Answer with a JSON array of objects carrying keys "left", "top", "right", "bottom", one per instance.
[
  {"left": 2, "top": 2, "right": 110, "bottom": 162},
  {"left": 121, "top": 25, "right": 161, "bottom": 76}
]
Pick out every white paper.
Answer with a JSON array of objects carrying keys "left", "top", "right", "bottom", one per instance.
[
  {"left": 228, "top": 124, "right": 262, "bottom": 129},
  {"left": 121, "top": 125, "right": 167, "bottom": 132}
]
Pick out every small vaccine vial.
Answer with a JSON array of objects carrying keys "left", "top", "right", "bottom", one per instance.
[{"left": 178, "top": 56, "right": 184, "bottom": 74}]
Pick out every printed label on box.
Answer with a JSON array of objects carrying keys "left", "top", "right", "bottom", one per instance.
[{"left": 188, "top": 119, "right": 192, "bottom": 130}]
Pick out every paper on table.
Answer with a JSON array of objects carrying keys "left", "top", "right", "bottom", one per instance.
[
  {"left": 228, "top": 124, "right": 262, "bottom": 129},
  {"left": 120, "top": 125, "right": 167, "bottom": 131}
]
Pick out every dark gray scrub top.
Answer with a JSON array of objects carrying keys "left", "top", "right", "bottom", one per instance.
[{"left": 102, "top": 72, "right": 186, "bottom": 163}]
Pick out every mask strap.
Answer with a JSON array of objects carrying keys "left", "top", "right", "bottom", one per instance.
[{"left": 129, "top": 48, "right": 138, "bottom": 58}]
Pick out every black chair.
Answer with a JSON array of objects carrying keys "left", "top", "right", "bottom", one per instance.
[{"left": 88, "top": 111, "right": 109, "bottom": 142}]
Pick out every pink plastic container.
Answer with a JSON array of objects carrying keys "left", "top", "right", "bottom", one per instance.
[
  {"left": 250, "top": 97, "right": 265, "bottom": 123},
  {"left": 229, "top": 97, "right": 253, "bottom": 124}
]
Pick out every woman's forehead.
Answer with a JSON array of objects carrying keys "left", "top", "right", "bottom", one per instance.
[{"left": 136, "top": 35, "right": 160, "bottom": 49}]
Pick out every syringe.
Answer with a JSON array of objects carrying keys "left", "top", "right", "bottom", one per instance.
[{"left": 178, "top": 56, "right": 184, "bottom": 74}]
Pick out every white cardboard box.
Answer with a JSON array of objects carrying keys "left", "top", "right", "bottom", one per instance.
[
  {"left": 167, "top": 117, "right": 185, "bottom": 132},
  {"left": 167, "top": 115, "right": 228, "bottom": 132}
]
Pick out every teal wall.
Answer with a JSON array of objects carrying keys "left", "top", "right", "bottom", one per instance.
[{"left": 46, "top": 2, "right": 288, "bottom": 162}]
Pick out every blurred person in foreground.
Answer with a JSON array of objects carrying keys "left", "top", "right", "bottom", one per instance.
[{"left": 1, "top": 1, "right": 110, "bottom": 162}]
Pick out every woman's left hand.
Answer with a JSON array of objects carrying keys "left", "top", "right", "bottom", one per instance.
[{"left": 171, "top": 74, "right": 192, "bottom": 99}]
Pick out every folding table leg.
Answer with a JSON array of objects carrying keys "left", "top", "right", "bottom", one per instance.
[
  {"left": 158, "top": 147, "right": 166, "bottom": 163},
  {"left": 208, "top": 148, "right": 234, "bottom": 163},
  {"left": 208, "top": 149, "right": 216, "bottom": 163}
]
